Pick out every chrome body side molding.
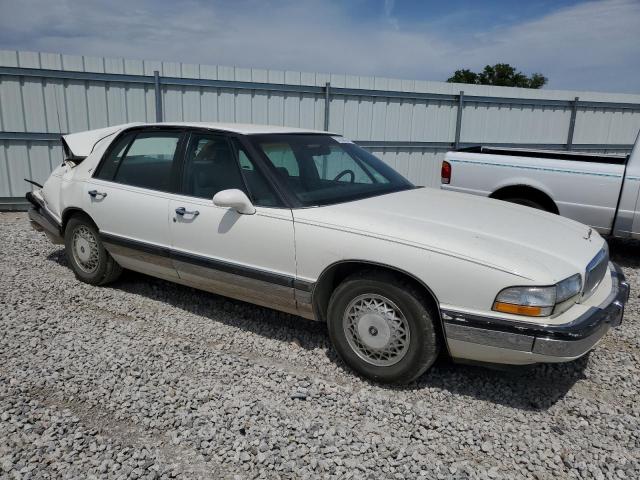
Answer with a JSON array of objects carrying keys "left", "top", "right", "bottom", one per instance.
[{"left": 99, "top": 232, "right": 317, "bottom": 320}]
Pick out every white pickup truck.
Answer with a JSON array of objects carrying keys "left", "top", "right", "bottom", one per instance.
[{"left": 440, "top": 133, "right": 640, "bottom": 239}]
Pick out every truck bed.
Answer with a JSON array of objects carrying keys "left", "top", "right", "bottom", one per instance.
[
  {"left": 442, "top": 147, "right": 627, "bottom": 235},
  {"left": 457, "top": 146, "right": 628, "bottom": 165}
]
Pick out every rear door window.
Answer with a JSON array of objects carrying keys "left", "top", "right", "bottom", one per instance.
[
  {"left": 98, "top": 131, "right": 182, "bottom": 192},
  {"left": 95, "top": 132, "right": 135, "bottom": 180}
]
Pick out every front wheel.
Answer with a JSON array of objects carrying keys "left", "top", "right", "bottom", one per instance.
[
  {"left": 327, "top": 271, "right": 440, "bottom": 384},
  {"left": 64, "top": 215, "right": 122, "bottom": 285}
]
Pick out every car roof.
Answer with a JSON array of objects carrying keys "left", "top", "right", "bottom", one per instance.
[
  {"left": 137, "top": 122, "right": 336, "bottom": 136},
  {"left": 62, "top": 122, "right": 340, "bottom": 160}
]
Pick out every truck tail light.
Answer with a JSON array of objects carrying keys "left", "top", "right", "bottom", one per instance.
[{"left": 441, "top": 161, "right": 451, "bottom": 184}]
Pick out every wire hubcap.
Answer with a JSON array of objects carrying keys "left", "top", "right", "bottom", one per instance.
[
  {"left": 343, "top": 294, "right": 410, "bottom": 367},
  {"left": 72, "top": 226, "right": 99, "bottom": 274}
]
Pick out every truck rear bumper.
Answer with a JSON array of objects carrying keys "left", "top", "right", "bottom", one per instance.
[{"left": 442, "top": 263, "right": 629, "bottom": 365}]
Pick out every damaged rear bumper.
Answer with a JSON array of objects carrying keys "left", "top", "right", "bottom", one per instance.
[{"left": 26, "top": 191, "right": 63, "bottom": 244}]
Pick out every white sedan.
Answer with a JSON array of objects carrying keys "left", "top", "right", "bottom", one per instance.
[{"left": 28, "top": 122, "right": 629, "bottom": 384}]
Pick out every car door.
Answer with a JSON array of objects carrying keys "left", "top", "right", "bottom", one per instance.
[
  {"left": 613, "top": 133, "right": 640, "bottom": 238},
  {"left": 627, "top": 137, "right": 640, "bottom": 238},
  {"left": 168, "top": 131, "right": 299, "bottom": 315},
  {"left": 84, "top": 128, "right": 184, "bottom": 280}
]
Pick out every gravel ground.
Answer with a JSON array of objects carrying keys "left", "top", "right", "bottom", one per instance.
[{"left": 1, "top": 211, "right": 639, "bottom": 480}]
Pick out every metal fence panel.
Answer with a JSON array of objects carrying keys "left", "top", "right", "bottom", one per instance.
[
  {"left": 1, "top": 49, "right": 640, "bottom": 208},
  {"left": 573, "top": 107, "right": 640, "bottom": 145},
  {"left": 368, "top": 148, "right": 448, "bottom": 187}
]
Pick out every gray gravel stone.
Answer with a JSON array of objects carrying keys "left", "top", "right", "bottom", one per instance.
[{"left": 1, "top": 212, "right": 639, "bottom": 479}]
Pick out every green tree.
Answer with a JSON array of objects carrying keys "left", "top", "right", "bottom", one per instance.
[
  {"left": 447, "top": 69, "right": 479, "bottom": 85},
  {"left": 447, "top": 64, "right": 547, "bottom": 89}
]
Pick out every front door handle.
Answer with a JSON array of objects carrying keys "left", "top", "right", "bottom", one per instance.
[
  {"left": 88, "top": 190, "right": 107, "bottom": 199},
  {"left": 175, "top": 207, "right": 200, "bottom": 217}
]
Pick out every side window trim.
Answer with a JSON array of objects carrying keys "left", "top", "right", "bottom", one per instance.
[
  {"left": 175, "top": 130, "right": 194, "bottom": 196},
  {"left": 229, "top": 136, "right": 287, "bottom": 208},
  {"left": 227, "top": 136, "right": 264, "bottom": 204},
  {"left": 171, "top": 130, "right": 190, "bottom": 195},
  {"left": 233, "top": 134, "right": 296, "bottom": 208},
  {"left": 348, "top": 147, "right": 382, "bottom": 183},
  {"left": 241, "top": 135, "right": 302, "bottom": 208},
  {"left": 93, "top": 131, "right": 136, "bottom": 180},
  {"left": 110, "top": 132, "right": 137, "bottom": 181}
]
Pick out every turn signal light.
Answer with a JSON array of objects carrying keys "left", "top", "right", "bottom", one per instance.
[
  {"left": 441, "top": 161, "right": 451, "bottom": 184},
  {"left": 493, "top": 302, "right": 544, "bottom": 317}
]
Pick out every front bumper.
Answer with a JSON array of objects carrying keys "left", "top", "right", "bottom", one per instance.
[{"left": 442, "top": 263, "right": 630, "bottom": 364}]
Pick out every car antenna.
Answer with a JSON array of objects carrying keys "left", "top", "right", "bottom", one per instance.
[
  {"left": 53, "top": 78, "right": 67, "bottom": 165},
  {"left": 24, "top": 70, "right": 66, "bottom": 191}
]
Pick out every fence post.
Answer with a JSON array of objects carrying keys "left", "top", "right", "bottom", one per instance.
[
  {"left": 154, "top": 70, "right": 163, "bottom": 122},
  {"left": 566, "top": 96, "right": 579, "bottom": 150},
  {"left": 324, "top": 82, "right": 331, "bottom": 131},
  {"left": 454, "top": 91, "right": 464, "bottom": 149}
]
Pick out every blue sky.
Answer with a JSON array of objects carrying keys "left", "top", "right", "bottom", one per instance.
[{"left": 0, "top": 0, "right": 638, "bottom": 93}]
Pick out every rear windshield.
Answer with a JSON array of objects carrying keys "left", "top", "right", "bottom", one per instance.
[{"left": 249, "top": 134, "right": 414, "bottom": 207}]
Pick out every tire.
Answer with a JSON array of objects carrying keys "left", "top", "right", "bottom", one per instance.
[
  {"left": 327, "top": 271, "right": 440, "bottom": 384},
  {"left": 64, "top": 215, "right": 122, "bottom": 285},
  {"left": 503, "top": 197, "right": 547, "bottom": 212}
]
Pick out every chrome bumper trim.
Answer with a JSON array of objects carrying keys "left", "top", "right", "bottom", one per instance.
[
  {"left": 531, "top": 321, "right": 609, "bottom": 357},
  {"left": 444, "top": 323, "right": 534, "bottom": 352}
]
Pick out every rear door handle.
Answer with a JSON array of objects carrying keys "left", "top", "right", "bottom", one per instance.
[
  {"left": 88, "top": 190, "right": 107, "bottom": 199},
  {"left": 175, "top": 207, "right": 200, "bottom": 216}
]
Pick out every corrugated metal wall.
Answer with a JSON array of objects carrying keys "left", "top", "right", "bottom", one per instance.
[{"left": 1, "top": 49, "right": 640, "bottom": 208}]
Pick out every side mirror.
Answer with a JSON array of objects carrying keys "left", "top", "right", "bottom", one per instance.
[{"left": 212, "top": 189, "right": 256, "bottom": 215}]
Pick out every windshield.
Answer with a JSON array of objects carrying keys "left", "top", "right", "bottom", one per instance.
[{"left": 249, "top": 134, "right": 414, "bottom": 207}]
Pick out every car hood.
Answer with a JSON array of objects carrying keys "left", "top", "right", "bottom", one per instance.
[{"left": 292, "top": 187, "right": 604, "bottom": 283}]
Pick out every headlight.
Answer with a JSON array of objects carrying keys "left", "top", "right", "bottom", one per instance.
[
  {"left": 493, "top": 286, "right": 555, "bottom": 316},
  {"left": 493, "top": 273, "right": 582, "bottom": 317},
  {"left": 556, "top": 274, "right": 582, "bottom": 303}
]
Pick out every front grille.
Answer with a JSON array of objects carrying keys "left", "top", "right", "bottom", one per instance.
[{"left": 583, "top": 248, "right": 609, "bottom": 300}]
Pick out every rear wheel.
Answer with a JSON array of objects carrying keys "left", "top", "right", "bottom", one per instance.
[
  {"left": 327, "top": 271, "right": 440, "bottom": 384},
  {"left": 64, "top": 215, "right": 122, "bottom": 285}
]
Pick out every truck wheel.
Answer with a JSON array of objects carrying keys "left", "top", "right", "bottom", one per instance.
[
  {"left": 504, "top": 197, "right": 547, "bottom": 212},
  {"left": 327, "top": 271, "right": 440, "bottom": 384},
  {"left": 64, "top": 215, "right": 122, "bottom": 285}
]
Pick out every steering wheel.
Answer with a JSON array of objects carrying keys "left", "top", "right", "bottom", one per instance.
[{"left": 333, "top": 169, "right": 355, "bottom": 183}]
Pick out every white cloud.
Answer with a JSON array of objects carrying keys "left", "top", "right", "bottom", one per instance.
[
  {"left": 0, "top": 0, "right": 637, "bottom": 93},
  {"left": 383, "top": 0, "right": 399, "bottom": 30},
  {"left": 457, "top": 0, "right": 640, "bottom": 92}
]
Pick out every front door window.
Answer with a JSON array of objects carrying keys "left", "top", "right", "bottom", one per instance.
[{"left": 181, "top": 133, "right": 280, "bottom": 207}]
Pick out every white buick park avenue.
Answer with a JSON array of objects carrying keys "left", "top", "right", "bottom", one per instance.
[{"left": 27, "top": 122, "right": 630, "bottom": 384}]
